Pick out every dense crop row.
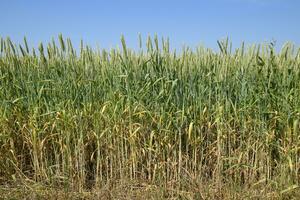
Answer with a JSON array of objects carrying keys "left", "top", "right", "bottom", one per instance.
[{"left": 0, "top": 35, "right": 300, "bottom": 196}]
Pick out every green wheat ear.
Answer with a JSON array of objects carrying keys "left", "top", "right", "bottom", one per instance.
[
  {"left": 154, "top": 34, "right": 159, "bottom": 52},
  {"left": 146, "top": 35, "right": 153, "bottom": 53},
  {"left": 32, "top": 47, "right": 36, "bottom": 58},
  {"left": 6, "top": 37, "right": 16, "bottom": 56},
  {"left": 162, "top": 37, "right": 170, "bottom": 54},
  {"left": 51, "top": 37, "right": 57, "bottom": 56},
  {"left": 38, "top": 42, "right": 46, "bottom": 63},
  {"left": 121, "top": 34, "right": 128, "bottom": 59},
  {"left": 24, "top": 36, "right": 30, "bottom": 54},
  {"left": 138, "top": 33, "right": 142, "bottom": 49},
  {"left": 58, "top": 33, "right": 66, "bottom": 52},
  {"left": 0, "top": 37, "right": 4, "bottom": 53},
  {"left": 19, "top": 44, "right": 26, "bottom": 57},
  {"left": 80, "top": 39, "right": 84, "bottom": 57}
]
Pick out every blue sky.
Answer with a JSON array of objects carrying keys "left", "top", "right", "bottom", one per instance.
[{"left": 0, "top": 0, "right": 299, "bottom": 51}]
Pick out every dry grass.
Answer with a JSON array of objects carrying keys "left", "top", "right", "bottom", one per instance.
[{"left": 1, "top": 180, "right": 300, "bottom": 199}]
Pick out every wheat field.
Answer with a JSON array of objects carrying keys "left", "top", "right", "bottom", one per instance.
[{"left": 0, "top": 35, "right": 300, "bottom": 199}]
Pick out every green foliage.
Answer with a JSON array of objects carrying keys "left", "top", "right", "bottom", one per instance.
[{"left": 0, "top": 35, "right": 300, "bottom": 195}]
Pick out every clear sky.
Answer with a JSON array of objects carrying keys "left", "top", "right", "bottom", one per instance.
[{"left": 0, "top": 0, "right": 299, "bottom": 51}]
